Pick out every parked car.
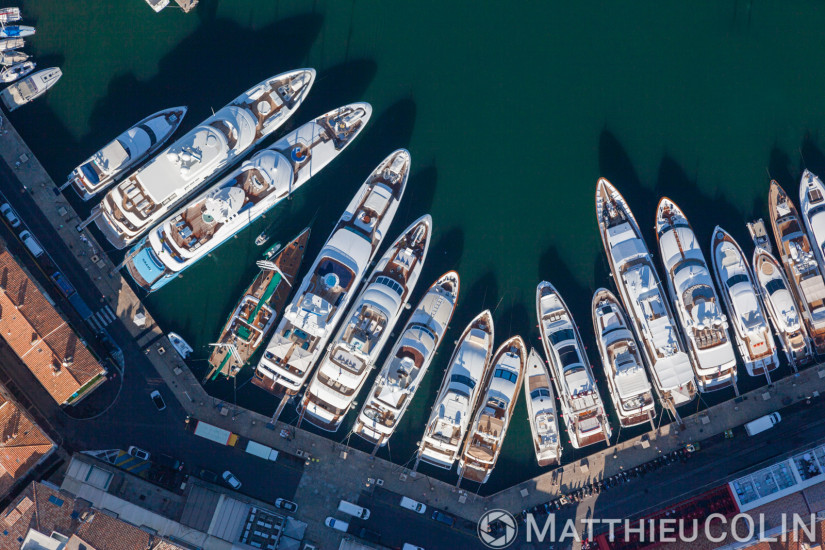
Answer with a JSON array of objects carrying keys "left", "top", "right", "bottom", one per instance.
[
  {"left": 195, "top": 468, "right": 219, "bottom": 483},
  {"left": 155, "top": 453, "right": 183, "bottom": 471},
  {"left": 275, "top": 498, "right": 298, "bottom": 513},
  {"left": 402, "top": 545, "right": 425, "bottom": 550},
  {"left": 127, "top": 446, "right": 150, "bottom": 461},
  {"left": 149, "top": 390, "right": 166, "bottom": 411},
  {"left": 19, "top": 230, "right": 44, "bottom": 257},
  {"left": 400, "top": 496, "right": 426, "bottom": 514},
  {"left": 338, "top": 500, "right": 370, "bottom": 519},
  {"left": 325, "top": 517, "right": 349, "bottom": 532},
  {"left": 222, "top": 470, "right": 242, "bottom": 489},
  {"left": 1, "top": 203, "right": 20, "bottom": 228},
  {"left": 431, "top": 510, "right": 456, "bottom": 527},
  {"left": 358, "top": 527, "right": 381, "bottom": 543}
]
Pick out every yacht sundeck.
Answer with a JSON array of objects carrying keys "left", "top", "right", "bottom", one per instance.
[
  {"left": 523, "top": 348, "right": 562, "bottom": 467},
  {"left": 353, "top": 271, "right": 459, "bottom": 447}
]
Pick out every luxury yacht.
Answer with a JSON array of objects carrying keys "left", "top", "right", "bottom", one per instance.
[
  {"left": 747, "top": 219, "right": 772, "bottom": 254},
  {"left": 711, "top": 227, "right": 779, "bottom": 378},
  {"left": 417, "top": 310, "right": 494, "bottom": 470},
  {"left": 0, "top": 67, "right": 61, "bottom": 111},
  {"left": 595, "top": 178, "right": 697, "bottom": 409},
  {"left": 523, "top": 348, "right": 562, "bottom": 467},
  {"left": 769, "top": 180, "right": 825, "bottom": 354},
  {"left": 656, "top": 198, "right": 737, "bottom": 392},
  {"left": 0, "top": 60, "right": 33, "bottom": 83},
  {"left": 299, "top": 215, "right": 431, "bottom": 431},
  {"left": 592, "top": 288, "right": 656, "bottom": 427},
  {"left": 753, "top": 247, "right": 813, "bottom": 367},
  {"left": 800, "top": 170, "right": 825, "bottom": 270},
  {"left": 66, "top": 107, "right": 188, "bottom": 200},
  {"left": 205, "top": 229, "right": 310, "bottom": 382},
  {"left": 89, "top": 69, "right": 315, "bottom": 249},
  {"left": 123, "top": 103, "right": 370, "bottom": 292},
  {"left": 353, "top": 271, "right": 460, "bottom": 447},
  {"left": 253, "top": 150, "right": 409, "bottom": 400},
  {"left": 457, "top": 336, "right": 525, "bottom": 484},
  {"left": 537, "top": 281, "right": 611, "bottom": 449}
]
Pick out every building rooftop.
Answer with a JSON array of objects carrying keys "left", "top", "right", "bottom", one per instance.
[
  {"left": 0, "top": 248, "right": 107, "bottom": 405},
  {"left": 0, "top": 395, "right": 55, "bottom": 494}
]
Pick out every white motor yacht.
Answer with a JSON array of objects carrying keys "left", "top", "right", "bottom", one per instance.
[
  {"left": 0, "top": 67, "right": 61, "bottom": 111},
  {"left": 523, "top": 348, "right": 562, "bottom": 467}
]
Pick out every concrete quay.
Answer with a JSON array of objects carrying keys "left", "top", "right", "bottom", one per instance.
[{"left": 3, "top": 111, "right": 825, "bottom": 548}]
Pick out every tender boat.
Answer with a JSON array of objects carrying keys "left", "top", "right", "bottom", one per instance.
[
  {"left": 753, "top": 247, "right": 813, "bottom": 367},
  {"left": 537, "top": 281, "right": 611, "bottom": 449},
  {"left": 656, "top": 198, "right": 737, "bottom": 392},
  {"left": 592, "top": 288, "right": 656, "bottom": 427},
  {"left": 0, "top": 37, "right": 23, "bottom": 51},
  {"left": 88, "top": 69, "right": 315, "bottom": 249},
  {"left": 353, "top": 271, "right": 460, "bottom": 447},
  {"left": 747, "top": 218, "right": 771, "bottom": 254},
  {"left": 710, "top": 227, "right": 779, "bottom": 379},
  {"left": 523, "top": 347, "right": 562, "bottom": 467},
  {"left": 255, "top": 229, "right": 270, "bottom": 246},
  {"left": 204, "top": 229, "right": 310, "bottom": 382},
  {"left": 769, "top": 180, "right": 825, "bottom": 354},
  {"left": 254, "top": 150, "right": 409, "bottom": 400},
  {"left": 168, "top": 332, "right": 193, "bottom": 359},
  {"left": 0, "top": 26, "right": 34, "bottom": 38},
  {"left": 457, "top": 336, "right": 525, "bottom": 484},
  {"left": 0, "top": 8, "right": 22, "bottom": 23},
  {"left": 145, "top": 0, "right": 170, "bottom": 12},
  {"left": 0, "top": 50, "right": 27, "bottom": 66},
  {"left": 417, "top": 310, "right": 494, "bottom": 470},
  {"left": 0, "top": 60, "right": 33, "bottom": 83},
  {"left": 0, "top": 67, "right": 61, "bottom": 111},
  {"left": 595, "top": 178, "right": 697, "bottom": 409},
  {"left": 123, "top": 103, "right": 370, "bottom": 292},
  {"left": 299, "top": 214, "right": 431, "bottom": 431},
  {"left": 66, "top": 107, "right": 187, "bottom": 200}
]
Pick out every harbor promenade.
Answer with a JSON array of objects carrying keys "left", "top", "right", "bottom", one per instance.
[{"left": 3, "top": 110, "right": 825, "bottom": 547}]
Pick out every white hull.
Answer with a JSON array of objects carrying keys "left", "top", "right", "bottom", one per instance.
[
  {"left": 299, "top": 215, "right": 432, "bottom": 432},
  {"left": 523, "top": 348, "right": 561, "bottom": 467},
  {"left": 91, "top": 69, "right": 315, "bottom": 249},
  {"left": 537, "top": 281, "right": 612, "bottom": 449},
  {"left": 418, "top": 310, "right": 494, "bottom": 470},
  {"left": 353, "top": 271, "right": 459, "bottom": 447},
  {"left": 1, "top": 67, "right": 61, "bottom": 111},
  {"left": 0, "top": 60, "right": 33, "bottom": 83},
  {"left": 595, "top": 178, "right": 697, "bottom": 408},
  {"left": 711, "top": 227, "right": 779, "bottom": 378},
  {"left": 255, "top": 150, "right": 410, "bottom": 398}
]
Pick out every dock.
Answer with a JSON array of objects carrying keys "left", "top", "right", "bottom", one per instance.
[{"left": 3, "top": 110, "right": 825, "bottom": 548}]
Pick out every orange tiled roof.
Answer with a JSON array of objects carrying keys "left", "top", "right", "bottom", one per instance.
[
  {"left": 0, "top": 396, "right": 53, "bottom": 481},
  {"left": 0, "top": 249, "right": 106, "bottom": 404}
]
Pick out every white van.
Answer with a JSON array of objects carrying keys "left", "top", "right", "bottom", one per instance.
[
  {"left": 402, "top": 545, "right": 425, "bottom": 550},
  {"left": 325, "top": 517, "right": 349, "bottom": 532},
  {"left": 400, "top": 496, "right": 426, "bottom": 514},
  {"left": 338, "top": 500, "right": 370, "bottom": 519},
  {"left": 745, "top": 412, "right": 781, "bottom": 436},
  {"left": 19, "top": 230, "right": 44, "bottom": 257}
]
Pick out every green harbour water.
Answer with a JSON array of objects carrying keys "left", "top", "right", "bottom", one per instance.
[{"left": 14, "top": 0, "right": 825, "bottom": 494}]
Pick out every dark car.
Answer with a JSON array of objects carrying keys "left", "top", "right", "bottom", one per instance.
[
  {"left": 275, "top": 498, "right": 298, "bottom": 513},
  {"left": 196, "top": 468, "right": 219, "bottom": 483},
  {"left": 431, "top": 510, "right": 456, "bottom": 527},
  {"left": 358, "top": 527, "right": 381, "bottom": 543},
  {"left": 155, "top": 453, "right": 183, "bottom": 471},
  {"left": 150, "top": 390, "right": 166, "bottom": 411}
]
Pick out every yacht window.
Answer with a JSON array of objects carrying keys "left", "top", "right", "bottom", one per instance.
[
  {"left": 557, "top": 345, "right": 580, "bottom": 367},
  {"left": 726, "top": 274, "right": 749, "bottom": 288},
  {"left": 376, "top": 275, "right": 404, "bottom": 296},
  {"left": 530, "top": 388, "right": 551, "bottom": 399},
  {"left": 450, "top": 374, "right": 476, "bottom": 390},
  {"left": 765, "top": 279, "right": 786, "bottom": 295},
  {"left": 673, "top": 258, "right": 704, "bottom": 276},
  {"left": 550, "top": 328, "right": 575, "bottom": 345},
  {"left": 494, "top": 369, "right": 518, "bottom": 383}
]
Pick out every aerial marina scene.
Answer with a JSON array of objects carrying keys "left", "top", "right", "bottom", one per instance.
[{"left": 1, "top": 2, "right": 825, "bottom": 549}]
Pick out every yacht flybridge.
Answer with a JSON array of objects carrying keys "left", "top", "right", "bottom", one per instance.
[
  {"left": 89, "top": 69, "right": 316, "bottom": 249},
  {"left": 537, "top": 281, "right": 611, "bottom": 449},
  {"left": 457, "top": 336, "right": 526, "bottom": 485},
  {"left": 595, "top": 179, "right": 697, "bottom": 409},
  {"left": 353, "top": 271, "right": 459, "bottom": 447},
  {"left": 523, "top": 348, "right": 562, "bottom": 467},
  {"left": 710, "top": 227, "right": 779, "bottom": 379},
  {"left": 254, "top": 150, "right": 409, "bottom": 402},
  {"left": 417, "top": 310, "right": 494, "bottom": 470},
  {"left": 769, "top": 180, "right": 825, "bottom": 355},
  {"left": 299, "top": 215, "right": 432, "bottom": 432},
  {"left": 66, "top": 107, "right": 188, "bottom": 200},
  {"left": 753, "top": 247, "right": 813, "bottom": 368},
  {"left": 592, "top": 289, "right": 655, "bottom": 427},
  {"left": 655, "top": 198, "right": 737, "bottom": 393},
  {"left": 124, "top": 103, "right": 370, "bottom": 292}
]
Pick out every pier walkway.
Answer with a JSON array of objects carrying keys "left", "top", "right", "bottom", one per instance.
[{"left": 2, "top": 111, "right": 825, "bottom": 548}]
